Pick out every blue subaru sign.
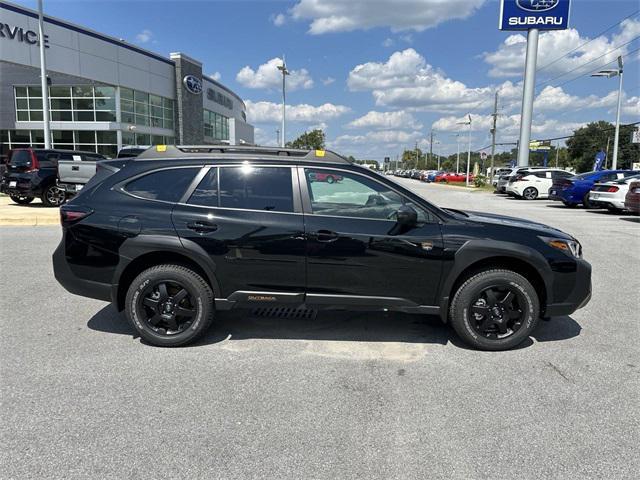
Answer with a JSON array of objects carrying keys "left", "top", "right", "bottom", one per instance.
[
  {"left": 183, "top": 75, "right": 203, "bottom": 95},
  {"left": 500, "top": 0, "right": 570, "bottom": 30}
]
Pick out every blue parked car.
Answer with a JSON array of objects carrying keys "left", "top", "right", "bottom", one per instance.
[
  {"left": 549, "top": 170, "right": 640, "bottom": 207},
  {"left": 426, "top": 171, "right": 444, "bottom": 183}
]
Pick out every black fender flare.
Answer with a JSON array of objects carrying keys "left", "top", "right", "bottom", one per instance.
[
  {"left": 438, "top": 239, "right": 553, "bottom": 321},
  {"left": 110, "top": 235, "right": 221, "bottom": 304}
]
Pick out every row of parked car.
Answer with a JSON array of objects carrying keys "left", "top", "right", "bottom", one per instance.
[
  {"left": 492, "top": 166, "right": 640, "bottom": 214},
  {"left": 0, "top": 146, "right": 146, "bottom": 207},
  {"left": 389, "top": 169, "right": 475, "bottom": 183}
]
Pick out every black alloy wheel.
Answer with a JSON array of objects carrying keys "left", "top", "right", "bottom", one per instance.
[
  {"left": 125, "top": 264, "right": 214, "bottom": 347},
  {"left": 138, "top": 280, "right": 197, "bottom": 335},
  {"left": 582, "top": 192, "right": 593, "bottom": 209},
  {"left": 468, "top": 285, "right": 525, "bottom": 340}
]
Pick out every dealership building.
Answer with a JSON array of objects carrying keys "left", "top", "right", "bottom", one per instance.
[{"left": 0, "top": 1, "right": 254, "bottom": 157}]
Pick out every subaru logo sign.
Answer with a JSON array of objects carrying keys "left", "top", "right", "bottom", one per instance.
[
  {"left": 516, "top": 0, "right": 559, "bottom": 12},
  {"left": 500, "top": 0, "right": 570, "bottom": 30},
  {"left": 183, "top": 75, "right": 202, "bottom": 95}
]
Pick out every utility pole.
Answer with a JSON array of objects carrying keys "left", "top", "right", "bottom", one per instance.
[
  {"left": 466, "top": 117, "right": 472, "bottom": 187},
  {"left": 414, "top": 141, "right": 419, "bottom": 169},
  {"left": 605, "top": 136, "right": 611, "bottom": 170},
  {"left": 612, "top": 56, "right": 623, "bottom": 170},
  {"left": 489, "top": 91, "right": 499, "bottom": 185},
  {"left": 37, "top": 0, "right": 51, "bottom": 148},
  {"left": 276, "top": 128, "right": 280, "bottom": 146},
  {"left": 277, "top": 55, "right": 290, "bottom": 147},
  {"left": 555, "top": 141, "right": 560, "bottom": 168}
]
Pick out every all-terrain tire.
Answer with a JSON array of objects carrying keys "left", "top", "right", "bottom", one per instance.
[
  {"left": 125, "top": 264, "right": 215, "bottom": 347},
  {"left": 449, "top": 269, "right": 540, "bottom": 351}
]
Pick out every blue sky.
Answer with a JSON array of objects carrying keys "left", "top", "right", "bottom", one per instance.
[{"left": 14, "top": 0, "right": 640, "bottom": 159}]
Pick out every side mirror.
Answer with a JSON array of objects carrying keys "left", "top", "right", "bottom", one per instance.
[{"left": 396, "top": 205, "right": 418, "bottom": 227}]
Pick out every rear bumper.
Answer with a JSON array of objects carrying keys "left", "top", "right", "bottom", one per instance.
[
  {"left": 53, "top": 240, "right": 112, "bottom": 302},
  {"left": 545, "top": 259, "right": 592, "bottom": 317}
]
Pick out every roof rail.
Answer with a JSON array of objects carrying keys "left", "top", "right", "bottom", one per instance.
[{"left": 135, "top": 145, "right": 351, "bottom": 164}]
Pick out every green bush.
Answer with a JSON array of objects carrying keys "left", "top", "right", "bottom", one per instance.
[{"left": 474, "top": 175, "right": 488, "bottom": 188}]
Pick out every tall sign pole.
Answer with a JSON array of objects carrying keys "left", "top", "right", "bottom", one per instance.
[
  {"left": 499, "top": 0, "right": 571, "bottom": 167},
  {"left": 612, "top": 56, "right": 624, "bottom": 170},
  {"left": 38, "top": 0, "right": 51, "bottom": 148},
  {"left": 489, "top": 91, "right": 499, "bottom": 184}
]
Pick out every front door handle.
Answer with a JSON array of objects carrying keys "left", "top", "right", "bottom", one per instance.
[
  {"left": 315, "top": 229, "right": 339, "bottom": 242},
  {"left": 187, "top": 221, "right": 218, "bottom": 233}
]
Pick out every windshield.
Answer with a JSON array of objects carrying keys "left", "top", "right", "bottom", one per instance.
[
  {"left": 571, "top": 172, "right": 594, "bottom": 180},
  {"left": 9, "top": 150, "right": 32, "bottom": 166}
]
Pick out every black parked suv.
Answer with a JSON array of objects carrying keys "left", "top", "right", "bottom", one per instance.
[
  {"left": 1, "top": 148, "right": 106, "bottom": 206},
  {"left": 53, "top": 145, "right": 592, "bottom": 350}
]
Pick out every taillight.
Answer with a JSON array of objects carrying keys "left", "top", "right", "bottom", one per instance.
[
  {"left": 606, "top": 186, "right": 619, "bottom": 193},
  {"left": 514, "top": 174, "right": 525, "bottom": 182},
  {"left": 25, "top": 149, "right": 40, "bottom": 172},
  {"left": 60, "top": 205, "right": 93, "bottom": 226}
]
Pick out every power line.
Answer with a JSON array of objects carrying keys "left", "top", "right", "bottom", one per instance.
[
  {"left": 537, "top": 10, "right": 640, "bottom": 74},
  {"left": 535, "top": 36, "right": 640, "bottom": 90}
]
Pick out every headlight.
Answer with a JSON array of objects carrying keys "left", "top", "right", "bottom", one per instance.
[{"left": 539, "top": 236, "right": 582, "bottom": 258}]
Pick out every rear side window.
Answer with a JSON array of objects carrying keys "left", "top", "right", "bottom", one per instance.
[
  {"left": 218, "top": 166, "right": 293, "bottom": 212},
  {"left": 125, "top": 168, "right": 199, "bottom": 202},
  {"left": 188, "top": 168, "right": 218, "bottom": 207}
]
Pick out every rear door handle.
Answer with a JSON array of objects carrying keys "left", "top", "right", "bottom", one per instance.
[
  {"left": 187, "top": 221, "right": 218, "bottom": 233},
  {"left": 315, "top": 229, "right": 339, "bottom": 242}
]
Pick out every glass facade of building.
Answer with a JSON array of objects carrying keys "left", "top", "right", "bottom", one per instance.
[
  {"left": 0, "top": 129, "right": 118, "bottom": 157},
  {"left": 203, "top": 109, "right": 229, "bottom": 142},
  {"left": 15, "top": 85, "right": 117, "bottom": 122},
  {"left": 120, "top": 88, "right": 174, "bottom": 130}
]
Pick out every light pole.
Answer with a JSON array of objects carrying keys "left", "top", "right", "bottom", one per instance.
[
  {"left": 592, "top": 55, "right": 624, "bottom": 170},
  {"left": 455, "top": 134, "right": 461, "bottom": 174},
  {"left": 457, "top": 115, "right": 472, "bottom": 187},
  {"left": 516, "top": 28, "right": 539, "bottom": 167},
  {"left": 277, "top": 55, "right": 290, "bottom": 148},
  {"left": 37, "top": 0, "right": 51, "bottom": 148}
]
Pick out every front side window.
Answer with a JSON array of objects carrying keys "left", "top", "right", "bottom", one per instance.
[
  {"left": 218, "top": 166, "right": 293, "bottom": 212},
  {"left": 124, "top": 168, "right": 199, "bottom": 203},
  {"left": 304, "top": 168, "right": 428, "bottom": 222}
]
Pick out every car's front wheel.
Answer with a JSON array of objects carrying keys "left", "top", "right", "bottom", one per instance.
[
  {"left": 10, "top": 195, "right": 35, "bottom": 205},
  {"left": 449, "top": 269, "right": 540, "bottom": 351},
  {"left": 125, "top": 264, "right": 214, "bottom": 347}
]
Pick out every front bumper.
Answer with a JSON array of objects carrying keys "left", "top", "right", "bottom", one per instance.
[{"left": 545, "top": 258, "right": 592, "bottom": 317}]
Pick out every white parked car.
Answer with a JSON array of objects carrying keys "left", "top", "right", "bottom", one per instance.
[
  {"left": 506, "top": 168, "right": 573, "bottom": 200},
  {"left": 588, "top": 173, "right": 640, "bottom": 212}
]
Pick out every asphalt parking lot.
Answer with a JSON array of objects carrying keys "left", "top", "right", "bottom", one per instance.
[{"left": 1, "top": 182, "right": 639, "bottom": 479}]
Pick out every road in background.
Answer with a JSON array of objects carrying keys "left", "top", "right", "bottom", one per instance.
[{"left": 1, "top": 182, "right": 638, "bottom": 479}]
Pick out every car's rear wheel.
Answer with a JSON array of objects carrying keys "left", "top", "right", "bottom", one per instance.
[
  {"left": 562, "top": 201, "right": 576, "bottom": 208},
  {"left": 326, "top": 175, "right": 335, "bottom": 184},
  {"left": 10, "top": 195, "right": 34, "bottom": 205},
  {"left": 523, "top": 187, "right": 538, "bottom": 200},
  {"left": 582, "top": 192, "right": 593, "bottom": 209},
  {"left": 41, "top": 184, "right": 66, "bottom": 207},
  {"left": 449, "top": 269, "right": 539, "bottom": 351},
  {"left": 125, "top": 264, "right": 214, "bottom": 347}
]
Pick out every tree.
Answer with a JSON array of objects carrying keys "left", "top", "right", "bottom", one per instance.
[
  {"left": 567, "top": 121, "right": 639, "bottom": 172},
  {"left": 286, "top": 129, "right": 325, "bottom": 150}
]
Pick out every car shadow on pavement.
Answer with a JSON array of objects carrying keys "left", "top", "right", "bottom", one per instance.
[
  {"left": 620, "top": 217, "right": 640, "bottom": 223},
  {"left": 87, "top": 305, "right": 581, "bottom": 350}
]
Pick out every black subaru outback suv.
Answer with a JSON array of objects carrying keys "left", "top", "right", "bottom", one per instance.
[{"left": 53, "top": 145, "right": 591, "bottom": 350}]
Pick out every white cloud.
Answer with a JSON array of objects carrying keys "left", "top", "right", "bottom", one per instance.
[
  {"left": 382, "top": 38, "right": 394, "bottom": 48},
  {"left": 432, "top": 113, "right": 586, "bottom": 143},
  {"left": 208, "top": 72, "right": 222, "bottom": 82},
  {"left": 322, "top": 77, "right": 336, "bottom": 86},
  {"left": 347, "top": 110, "right": 423, "bottom": 130},
  {"left": 347, "top": 48, "right": 519, "bottom": 112},
  {"left": 135, "top": 29, "right": 153, "bottom": 44},
  {"left": 533, "top": 86, "right": 618, "bottom": 112},
  {"left": 245, "top": 100, "right": 351, "bottom": 124},
  {"left": 288, "top": 0, "right": 486, "bottom": 35},
  {"left": 333, "top": 130, "right": 423, "bottom": 147},
  {"left": 236, "top": 58, "right": 314, "bottom": 91},
  {"left": 621, "top": 96, "right": 639, "bottom": 117},
  {"left": 271, "top": 13, "right": 287, "bottom": 27},
  {"left": 484, "top": 19, "right": 640, "bottom": 78}
]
